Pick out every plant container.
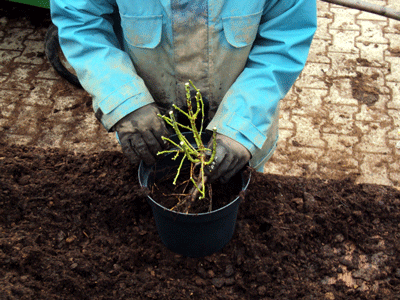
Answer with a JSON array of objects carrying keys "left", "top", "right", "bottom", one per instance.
[{"left": 138, "top": 133, "right": 250, "bottom": 257}]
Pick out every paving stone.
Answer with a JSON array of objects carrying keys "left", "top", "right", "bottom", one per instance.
[
  {"left": 315, "top": 15, "right": 333, "bottom": 40},
  {"left": 325, "top": 80, "right": 359, "bottom": 106},
  {"left": 35, "top": 129, "right": 63, "bottom": 148},
  {"left": 15, "top": 106, "right": 40, "bottom": 135},
  {"left": 319, "top": 156, "right": 359, "bottom": 180},
  {"left": 265, "top": 144, "right": 325, "bottom": 177},
  {"left": 326, "top": 52, "right": 359, "bottom": 77},
  {"left": 287, "top": 146, "right": 326, "bottom": 164},
  {"left": 1, "top": 64, "right": 37, "bottom": 90},
  {"left": 385, "top": 33, "right": 400, "bottom": 56},
  {"left": 387, "top": 0, "right": 400, "bottom": 10},
  {"left": 23, "top": 79, "right": 55, "bottom": 106},
  {"left": 354, "top": 122, "right": 391, "bottom": 154},
  {"left": 322, "top": 105, "right": 359, "bottom": 135},
  {"left": 389, "top": 172, "right": 400, "bottom": 186},
  {"left": 27, "top": 27, "right": 48, "bottom": 41},
  {"left": 317, "top": 0, "right": 331, "bottom": 13},
  {"left": 363, "top": 93, "right": 391, "bottom": 111},
  {"left": 291, "top": 115, "right": 326, "bottom": 148},
  {"left": 307, "top": 39, "right": 332, "bottom": 64},
  {"left": 322, "top": 133, "right": 359, "bottom": 155},
  {"left": 388, "top": 109, "right": 400, "bottom": 132},
  {"left": 385, "top": 56, "right": 400, "bottom": 82},
  {"left": 262, "top": 160, "right": 290, "bottom": 176},
  {"left": 37, "top": 65, "right": 61, "bottom": 80},
  {"left": 0, "top": 101, "right": 16, "bottom": 118},
  {"left": 0, "top": 27, "right": 33, "bottom": 51},
  {"left": 53, "top": 95, "right": 81, "bottom": 112},
  {"left": 388, "top": 140, "right": 400, "bottom": 155},
  {"left": 0, "top": 89, "right": 27, "bottom": 117},
  {"left": 14, "top": 40, "right": 45, "bottom": 64},
  {"left": 328, "top": 29, "right": 360, "bottom": 53},
  {"left": 361, "top": 63, "right": 388, "bottom": 82},
  {"left": 3, "top": 134, "right": 33, "bottom": 145},
  {"left": 264, "top": 162, "right": 305, "bottom": 178},
  {"left": 385, "top": 22, "right": 400, "bottom": 36},
  {"left": 277, "top": 128, "right": 294, "bottom": 144},
  {"left": 295, "top": 62, "right": 330, "bottom": 89},
  {"left": 388, "top": 128, "right": 400, "bottom": 140},
  {"left": 356, "top": 153, "right": 392, "bottom": 186},
  {"left": 0, "top": 118, "right": 9, "bottom": 129},
  {"left": 355, "top": 105, "right": 392, "bottom": 123},
  {"left": 281, "top": 87, "right": 297, "bottom": 104},
  {"left": 292, "top": 88, "right": 328, "bottom": 116},
  {"left": 357, "top": 20, "right": 389, "bottom": 44},
  {"left": 0, "top": 49, "right": 22, "bottom": 75},
  {"left": 356, "top": 42, "right": 388, "bottom": 65},
  {"left": 278, "top": 111, "right": 294, "bottom": 130},
  {"left": 386, "top": 82, "right": 400, "bottom": 109},
  {"left": 330, "top": 7, "right": 360, "bottom": 30}
]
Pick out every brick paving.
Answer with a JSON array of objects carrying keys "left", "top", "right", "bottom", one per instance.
[{"left": 0, "top": 1, "right": 399, "bottom": 187}]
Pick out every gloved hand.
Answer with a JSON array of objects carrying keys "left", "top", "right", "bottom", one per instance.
[
  {"left": 114, "top": 103, "right": 170, "bottom": 165},
  {"left": 205, "top": 133, "right": 251, "bottom": 184}
]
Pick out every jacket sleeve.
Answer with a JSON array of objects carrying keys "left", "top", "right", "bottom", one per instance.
[
  {"left": 50, "top": 0, "right": 154, "bottom": 131},
  {"left": 206, "top": 0, "right": 317, "bottom": 156}
]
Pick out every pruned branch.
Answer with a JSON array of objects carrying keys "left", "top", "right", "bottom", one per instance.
[{"left": 157, "top": 81, "right": 217, "bottom": 213}]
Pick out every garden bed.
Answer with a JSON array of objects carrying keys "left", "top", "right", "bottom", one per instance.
[{"left": 1, "top": 143, "right": 399, "bottom": 299}]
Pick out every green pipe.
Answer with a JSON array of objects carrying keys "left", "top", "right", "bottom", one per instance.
[
  {"left": 6, "top": 0, "right": 50, "bottom": 9},
  {"left": 321, "top": 0, "right": 400, "bottom": 21}
]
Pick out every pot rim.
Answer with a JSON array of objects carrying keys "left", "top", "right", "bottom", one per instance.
[{"left": 138, "top": 161, "right": 251, "bottom": 217}]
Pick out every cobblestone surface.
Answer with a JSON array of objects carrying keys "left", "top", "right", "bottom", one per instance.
[{"left": 0, "top": 1, "right": 399, "bottom": 187}]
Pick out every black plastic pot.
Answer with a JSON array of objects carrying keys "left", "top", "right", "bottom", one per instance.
[{"left": 138, "top": 133, "right": 250, "bottom": 257}]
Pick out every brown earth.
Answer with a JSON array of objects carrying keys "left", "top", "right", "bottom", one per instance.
[{"left": 1, "top": 142, "right": 400, "bottom": 300}]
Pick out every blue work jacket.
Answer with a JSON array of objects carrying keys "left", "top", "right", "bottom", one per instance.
[{"left": 50, "top": 0, "right": 317, "bottom": 170}]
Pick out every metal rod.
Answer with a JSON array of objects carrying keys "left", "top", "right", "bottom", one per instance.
[{"left": 320, "top": 0, "right": 400, "bottom": 21}]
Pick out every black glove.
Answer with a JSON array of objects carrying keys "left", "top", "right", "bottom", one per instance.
[
  {"left": 205, "top": 134, "right": 251, "bottom": 184},
  {"left": 114, "top": 103, "right": 170, "bottom": 165}
]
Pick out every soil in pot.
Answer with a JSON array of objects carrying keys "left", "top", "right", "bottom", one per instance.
[{"left": 149, "top": 163, "right": 245, "bottom": 214}]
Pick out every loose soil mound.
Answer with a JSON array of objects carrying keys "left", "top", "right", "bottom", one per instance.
[{"left": 1, "top": 143, "right": 399, "bottom": 299}]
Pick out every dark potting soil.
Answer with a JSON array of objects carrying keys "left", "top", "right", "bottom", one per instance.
[
  {"left": 1, "top": 143, "right": 400, "bottom": 300},
  {"left": 149, "top": 164, "right": 244, "bottom": 214}
]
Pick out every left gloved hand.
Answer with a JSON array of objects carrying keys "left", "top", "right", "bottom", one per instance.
[
  {"left": 114, "top": 103, "right": 170, "bottom": 166},
  {"left": 204, "top": 133, "right": 251, "bottom": 184}
]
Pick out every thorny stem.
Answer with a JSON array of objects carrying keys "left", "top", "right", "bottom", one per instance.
[
  {"left": 157, "top": 81, "right": 217, "bottom": 213},
  {"left": 184, "top": 175, "right": 208, "bottom": 213}
]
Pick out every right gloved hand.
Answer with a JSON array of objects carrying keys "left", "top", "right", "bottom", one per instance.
[
  {"left": 204, "top": 133, "right": 251, "bottom": 184},
  {"left": 114, "top": 103, "right": 170, "bottom": 166}
]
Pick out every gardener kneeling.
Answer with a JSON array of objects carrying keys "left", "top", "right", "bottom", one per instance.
[{"left": 50, "top": 0, "right": 317, "bottom": 183}]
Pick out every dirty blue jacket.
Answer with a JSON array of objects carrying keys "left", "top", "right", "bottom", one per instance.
[{"left": 50, "top": 0, "right": 317, "bottom": 170}]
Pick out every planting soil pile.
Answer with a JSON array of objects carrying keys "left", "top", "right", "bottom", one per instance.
[{"left": 1, "top": 142, "right": 399, "bottom": 299}]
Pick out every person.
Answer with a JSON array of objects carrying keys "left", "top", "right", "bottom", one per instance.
[{"left": 50, "top": 0, "right": 317, "bottom": 183}]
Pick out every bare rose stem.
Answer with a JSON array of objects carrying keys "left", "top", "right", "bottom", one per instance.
[
  {"left": 182, "top": 152, "right": 210, "bottom": 213},
  {"left": 183, "top": 175, "right": 208, "bottom": 214},
  {"left": 156, "top": 81, "right": 217, "bottom": 212}
]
